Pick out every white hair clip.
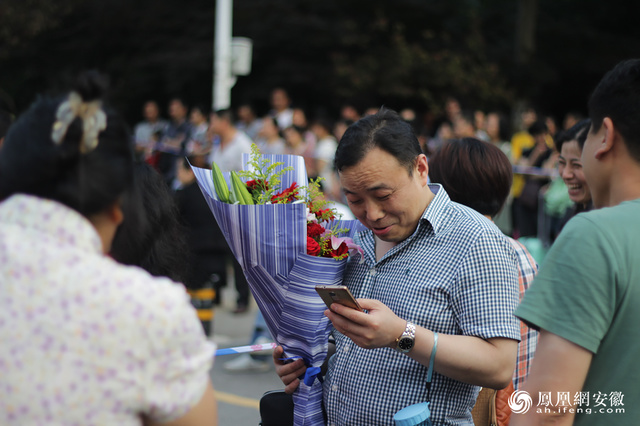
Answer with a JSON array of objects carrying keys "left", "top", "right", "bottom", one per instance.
[{"left": 51, "top": 92, "right": 107, "bottom": 153}]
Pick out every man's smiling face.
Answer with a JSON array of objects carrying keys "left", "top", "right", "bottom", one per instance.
[{"left": 339, "top": 147, "right": 430, "bottom": 243}]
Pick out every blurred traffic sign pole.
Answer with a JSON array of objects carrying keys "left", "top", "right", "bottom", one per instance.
[
  {"left": 213, "top": 0, "right": 252, "bottom": 111},
  {"left": 213, "top": 0, "right": 232, "bottom": 110}
]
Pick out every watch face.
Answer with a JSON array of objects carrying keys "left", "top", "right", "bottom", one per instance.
[{"left": 398, "top": 337, "right": 414, "bottom": 351}]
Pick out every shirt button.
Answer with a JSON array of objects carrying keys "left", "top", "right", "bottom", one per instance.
[
  {"left": 369, "top": 268, "right": 377, "bottom": 276},
  {"left": 331, "top": 385, "right": 338, "bottom": 392},
  {"left": 343, "top": 345, "right": 350, "bottom": 353}
]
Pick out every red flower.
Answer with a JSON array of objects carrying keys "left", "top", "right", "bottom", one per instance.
[
  {"left": 271, "top": 182, "right": 300, "bottom": 203},
  {"left": 307, "top": 237, "right": 321, "bottom": 256},
  {"left": 315, "top": 208, "right": 336, "bottom": 221},
  {"left": 307, "top": 222, "right": 325, "bottom": 238},
  {"left": 329, "top": 241, "right": 349, "bottom": 259},
  {"left": 246, "top": 179, "right": 268, "bottom": 193}
]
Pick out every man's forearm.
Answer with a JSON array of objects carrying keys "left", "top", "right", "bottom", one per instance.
[{"left": 408, "top": 327, "right": 517, "bottom": 389}]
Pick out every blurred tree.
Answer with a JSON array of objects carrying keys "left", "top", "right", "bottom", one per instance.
[
  {"left": 531, "top": 0, "right": 640, "bottom": 118},
  {"left": 233, "top": 0, "right": 513, "bottom": 115},
  {"left": 1, "top": 0, "right": 640, "bottom": 127},
  {"left": 0, "top": 0, "right": 81, "bottom": 112},
  {"left": 0, "top": 0, "right": 215, "bottom": 122},
  {"left": 0, "top": 0, "right": 80, "bottom": 53}
]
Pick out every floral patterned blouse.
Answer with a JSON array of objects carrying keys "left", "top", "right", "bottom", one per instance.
[{"left": 0, "top": 194, "right": 215, "bottom": 425}]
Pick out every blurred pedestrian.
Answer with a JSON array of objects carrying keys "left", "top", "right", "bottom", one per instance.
[
  {"left": 474, "top": 109, "right": 489, "bottom": 141},
  {"left": 207, "top": 108, "right": 252, "bottom": 173},
  {"left": 310, "top": 117, "right": 339, "bottom": 200},
  {"left": 340, "top": 103, "right": 361, "bottom": 122},
  {"left": 512, "top": 120, "right": 554, "bottom": 238},
  {"left": 155, "top": 98, "right": 192, "bottom": 185},
  {"left": 133, "top": 100, "right": 167, "bottom": 161},
  {"left": 255, "top": 116, "right": 286, "bottom": 155},
  {"left": 452, "top": 110, "right": 477, "bottom": 139},
  {"left": 208, "top": 108, "right": 253, "bottom": 314},
  {"left": 186, "top": 105, "right": 210, "bottom": 155},
  {"left": 283, "top": 125, "right": 317, "bottom": 179},
  {"left": 486, "top": 111, "right": 512, "bottom": 159},
  {"left": 235, "top": 103, "right": 262, "bottom": 141},
  {"left": 333, "top": 118, "right": 353, "bottom": 143},
  {"left": 269, "top": 87, "right": 294, "bottom": 130}
]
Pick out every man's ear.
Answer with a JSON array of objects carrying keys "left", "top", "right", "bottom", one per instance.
[
  {"left": 416, "top": 154, "right": 429, "bottom": 185},
  {"left": 595, "top": 117, "right": 616, "bottom": 160},
  {"left": 107, "top": 202, "right": 124, "bottom": 226}
]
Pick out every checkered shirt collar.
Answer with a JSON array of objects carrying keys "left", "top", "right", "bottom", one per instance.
[{"left": 420, "top": 183, "right": 450, "bottom": 236}]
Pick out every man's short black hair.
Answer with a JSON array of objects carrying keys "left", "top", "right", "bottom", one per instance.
[
  {"left": 213, "top": 108, "right": 235, "bottom": 124},
  {"left": 334, "top": 107, "right": 422, "bottom": 174},
  {"left": 589, "top": 59, "right": 640, "bottom": 162}
]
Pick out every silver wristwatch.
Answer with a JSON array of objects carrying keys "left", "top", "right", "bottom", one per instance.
[{"left": 394, "top": 321, "right": 416, "bottom": 353}]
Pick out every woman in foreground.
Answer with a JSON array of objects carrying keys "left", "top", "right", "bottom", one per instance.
[{"left": 0, "top": 72, "right": 217, "bottom": 425}]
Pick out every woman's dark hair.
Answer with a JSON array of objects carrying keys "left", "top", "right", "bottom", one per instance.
[
  {"left": 266, "top": 117, "right": 284, "bottom": 139},
  {"left": 286, "top": 124, "right": 306, "bottom": 135},
  {"left": 527, "top": 120, "right": 548, "bottom": 137},
  {"left": 488, "top": 111, "right": 511, "bottom": 142},
  {"left": 110, "top": 162, "right": 191, "bottom": 284},
  {"left": 0, "top": 71, "right": 133, "bottom": 217},
  {"left": 554, "top": 119, "right": 591, "bottom": 152},
  {"left": 335, "top": 107, "right": 422, "bottom": 174},
  {"left": 429, "top": 138, "right": 513, "bottom": 217},
  {"left": 311, "top": 116, "right": 334, "bottom": 134}
]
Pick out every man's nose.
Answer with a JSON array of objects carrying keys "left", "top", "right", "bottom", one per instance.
[{"left": 365, "top": 201, "right": 385, "bottom": 222}]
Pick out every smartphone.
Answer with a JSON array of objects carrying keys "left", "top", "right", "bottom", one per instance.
[{"left": 315, "top": 285, "right": 364, "bottom": 312}]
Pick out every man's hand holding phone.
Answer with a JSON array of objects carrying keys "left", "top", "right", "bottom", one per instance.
[
  {"left": 325, "top": 298, "right": 406, "bottom": 351},
  {"left": 315, "top": 285, "right": 405, "bottom": 350}
]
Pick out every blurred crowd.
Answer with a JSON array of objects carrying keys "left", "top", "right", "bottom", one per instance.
[{"left": 132, "top": 89, "right": 588, "bottom": 250}]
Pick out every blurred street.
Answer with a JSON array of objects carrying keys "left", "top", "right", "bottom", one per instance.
[{"left": 209, "top": 283, "right": 284, "bottom": 426}]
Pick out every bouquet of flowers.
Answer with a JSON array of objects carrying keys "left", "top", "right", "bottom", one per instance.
[{"left": 192, "top": 145, "right": 364, "bottom": 426}]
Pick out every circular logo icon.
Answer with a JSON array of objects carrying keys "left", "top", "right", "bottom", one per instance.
[{"left": 509, "top": 390, "right": 533, "bottom": 414}]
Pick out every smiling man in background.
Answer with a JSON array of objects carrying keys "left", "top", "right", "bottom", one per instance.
[{"left": 513, "top": 59, "right": 640, "bottom": 425}]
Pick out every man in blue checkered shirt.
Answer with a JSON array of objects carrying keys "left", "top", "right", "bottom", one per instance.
[{"left": 274, "top": 108, "right": 521, "bottom": 425}]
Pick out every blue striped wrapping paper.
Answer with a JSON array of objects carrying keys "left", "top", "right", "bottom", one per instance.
[{"left": 192, "top": 153, "right": 365, "bottom": 426}]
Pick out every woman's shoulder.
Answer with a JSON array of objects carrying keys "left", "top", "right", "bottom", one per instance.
[{"left": 89, "top": 257, "right": 195, "bottom": 321}]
